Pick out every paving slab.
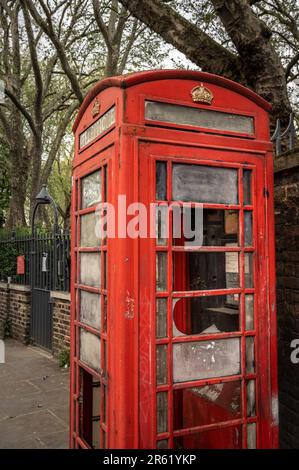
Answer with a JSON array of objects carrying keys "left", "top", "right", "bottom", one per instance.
[{"left": 0, "top": 339, "right": 69, "bottom": 449}]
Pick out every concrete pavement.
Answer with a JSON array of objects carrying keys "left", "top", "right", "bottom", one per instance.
[{"left": 0, "top": 339, "right": 69, "bottom": 449}]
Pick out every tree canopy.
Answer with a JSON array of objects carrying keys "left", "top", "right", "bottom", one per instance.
[{"left": 0, "top": 0, "right": 298, "bottom": 228}]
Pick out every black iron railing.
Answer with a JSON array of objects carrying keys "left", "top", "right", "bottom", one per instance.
[
  {"left": 271, "top": 113, "right": 297, "bottom": 156},
  {"left": 0, "top": 229, "right": 70, "bottom": 292}
]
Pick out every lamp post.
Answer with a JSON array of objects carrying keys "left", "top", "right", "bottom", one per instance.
[
  {"left": 31, "top": 185, "right": 59, "bottom": 294},
  {"left": 31, "top": 184, "right": 59, "bottom": 236}
]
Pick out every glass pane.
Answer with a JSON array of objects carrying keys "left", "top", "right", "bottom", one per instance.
[
  {"left": 173, "top": 252, "right": 239, "bottom": 291},
  {"left": 156, "top": 298, "right": 167, "bottom": 338},
  {"left": 80, "top": 253, "right": 101, "bottom": 287},
  {"left": 244, "top": 212, "right": 253, "bottom": 247},
  {"left": 173, "top": 295, "right": 239, "bottom": 336},
  {"left": 245, "top": 295, "right": 254, "bottom": 330},
  {"left": 80, "top": 291, "right": 101, "bottom": 330},
  {"left": 245, "top": 253, "right": 254, "bottom": 288},
  {"left": 174, "top": 426, "right": 242, "bottom": 449},
  {"left": 157, "top": 440, "right": 168, "bottom": 449},
  {"left": 172, "top": 164, "right": 238, "bottom": 205},
  {"left": 243, "top": 170, "right": 252, "bottom": 205},
  {"left": 247, "top": 423, "right": 256, "bottom": 449},
  {"left": 80, "top": 212, "right": 101, "bottom": 247},
  {"left": 247, "top": 380, "right": 256, "bottom": 417},
  {"left": 156, "top": 206, "right": 168, "bottom": 245},
  {"left": 173, "top": 338, "right": 241, "bottom": 383},
  {"left": 173, "top": 381, "right": 241, "bottom": 430},
  {"left": 157, "top": 392, "right": 168, "bottom": 433},
  {"left": 80, "top": 329, "right": 101, "bottom": 372},
  {"left": 156, "top": 162, "right": 167, "bottom": 201},
  {"left": 157, "top": 345, "right": 168, "bottom": 385},
  {"left": 156, "top": 253, "right": 167, "bottom": 292},
  {"left": 246, "top": 336, "right": 255, "bottom": 374},
  {"left": 173, "top": 209, "right": 239, "bottom": 247},
  {"left": 81, "top": 170, "right": 102, "bottom": 209},
  {"left": 145, "top": 101, "right": 254, "bottom": 135}
]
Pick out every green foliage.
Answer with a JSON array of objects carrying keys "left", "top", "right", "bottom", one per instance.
[
  {"left": 58, "top": 348, "right": 70, "bottom": 368},
  {"left": 0, "top": 240, "right": 19, "bottom": 281},
  {"left": 0, "top": 227, "right": 31, "bottom": 281}
]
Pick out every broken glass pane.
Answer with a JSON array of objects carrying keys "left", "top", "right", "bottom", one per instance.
[
  {"left": 173, "top": 252, "right": 239, "bottom": 291},
  {"left": 173, "top": 208, "right": 239, "bottom": 247},
  {"left": 174, "top": 425, "right": 242, "bottom": 449},
  {"left": 173, "top": 381, "right": 241, "bottom": 430},
  {"left": 173, "top": 295, "right": 239, "bottom": 336}
]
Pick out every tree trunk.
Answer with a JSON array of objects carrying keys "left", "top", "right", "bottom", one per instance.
[
  {"left": 5, "top": 114, "right": 30, "bottom": 229},
  {"left": 117, "top": 0, "right": 291, "bottom": 119}
]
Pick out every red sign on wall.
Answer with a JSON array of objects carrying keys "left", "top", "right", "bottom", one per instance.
[{"left": 17, "top": 255, "right": 25, "bottom": 275}]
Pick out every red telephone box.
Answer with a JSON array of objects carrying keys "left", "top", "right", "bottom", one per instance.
[{"left": 70, "top": 70, "right": 278, "bottom": 449}]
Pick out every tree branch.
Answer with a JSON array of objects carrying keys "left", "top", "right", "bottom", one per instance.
[
  {"left": 41, "top": 100, "right": 78, "bottom": 185},
  {"left": 23, "top": 0, "right": 84, "bottom": 103},
  {"left": 4, "top": 87, "right": 37, "bottom": 136},
  {"left": 116, "top": 0, "right": 243, "bottom": 80}
]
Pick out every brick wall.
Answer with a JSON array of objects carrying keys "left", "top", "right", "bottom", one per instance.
[
  {"left": 0, "top": 283, "right": 70, "bottom": 358},
  {"left": 0, "top": 283, "right": 9, "bottom": 338},
  {"left": 0, "top": 283, "right": 31, "bottom": 343},
  {"left": 274, "top": 148, "right": 299, "bottom": 449},
  {"left": 51, "top": 291, "right": 71, "bottom": 358}
]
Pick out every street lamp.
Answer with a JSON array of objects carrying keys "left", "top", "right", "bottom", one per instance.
[
  {"left": 31, "top": 185, "right": 60, "bottom": 293},
  {"left": 32, "top": 184, "right": 59, "bottom": 235}
]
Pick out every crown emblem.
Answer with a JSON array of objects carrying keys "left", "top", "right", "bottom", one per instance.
[
  {"left": 91, "top": 98, "right": 100, "bottom": 118},
  {"left": 191, "top": 83, "right": 213, "bottom": 105}
]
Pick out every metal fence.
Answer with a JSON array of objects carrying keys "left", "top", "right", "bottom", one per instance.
[
  {"left": 271, "top": 112, "right": 297, "bottom": 156},
  {"left": 0, "top": 230, "right": 70, "bottom": 292}
]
